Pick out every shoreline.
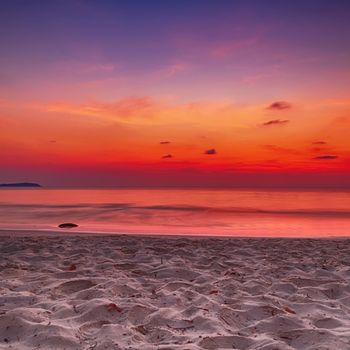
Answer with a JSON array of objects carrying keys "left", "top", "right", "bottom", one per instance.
[{"left": 1, "top": 228, "right": 349, "bottom": 240}]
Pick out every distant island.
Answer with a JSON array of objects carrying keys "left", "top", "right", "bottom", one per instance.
[{"left": 0, "top": 182, "right": 41, "bottom": 187}]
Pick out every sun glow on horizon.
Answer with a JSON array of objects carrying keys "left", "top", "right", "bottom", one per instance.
[{"left": 1, "top": 1, "right": 349, "bottom": 186}]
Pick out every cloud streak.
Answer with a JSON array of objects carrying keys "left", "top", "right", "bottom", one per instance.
[
  {"left": 267, "top": 101, "right": 292, "bottom": 111},
  {"left": 262, "top": 119, "right": 290, "bottom": 126},
  {"left": 46, "top": 96, "right": 156, "bottom": 121},
  {"left": 162, "top": 154, "right": 173, "bottom": 159},
  {"left": 313, "top": 155, "right": 338, "bottom": 160}
]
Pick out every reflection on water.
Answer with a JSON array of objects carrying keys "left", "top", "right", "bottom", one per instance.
[{"left": 0, "top": 188, "right": 350, "bottom": 237}]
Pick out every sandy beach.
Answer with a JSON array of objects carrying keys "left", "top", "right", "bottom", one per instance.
[{"left": 1, "top": 231, "right": 350, "bottom": 350}]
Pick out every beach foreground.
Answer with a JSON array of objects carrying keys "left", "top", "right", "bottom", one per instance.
[{"left": 0, "top": 231, "right": 350, "bottom": 350}]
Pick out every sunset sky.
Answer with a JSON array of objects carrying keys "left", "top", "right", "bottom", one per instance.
[{"left": 1, "top": 0, "right": 350, "bottom": 187}]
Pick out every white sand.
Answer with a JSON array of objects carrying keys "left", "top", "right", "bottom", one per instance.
[{"left": 0, "top": 231, "right": 350, "bottom": 349}]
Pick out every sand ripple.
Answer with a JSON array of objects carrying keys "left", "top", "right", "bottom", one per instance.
[{"left": 1, "top": 233, "right": 350, "bottom": 349}]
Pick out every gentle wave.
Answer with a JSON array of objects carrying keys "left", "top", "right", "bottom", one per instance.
[
  {"left": 1, "top": 188, "right": 350, "bottom": 236},
  {"left": 1, "top": 202, "right": 350, "bottom": 217}
]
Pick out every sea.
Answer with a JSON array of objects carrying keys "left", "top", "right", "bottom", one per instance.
[{"left": 0, "top": 187, "right": 350, "bottom": 237}]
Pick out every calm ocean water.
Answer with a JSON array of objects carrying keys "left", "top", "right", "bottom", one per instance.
[{"left": 0, "top": 188, "right": 350, "bottom": 237}]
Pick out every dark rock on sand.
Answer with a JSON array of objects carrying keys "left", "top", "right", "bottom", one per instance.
[{"left": 58, "top": 223, "right": 78, "bottom": 229}]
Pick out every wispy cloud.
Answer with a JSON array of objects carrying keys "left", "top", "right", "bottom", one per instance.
[
  {"left": 161, "top": 62, "right": 190, "bottom": 78},
  {"left": 173, "top": 28, "right": 262, "bottom": 61},
  {"left": 312, "top": 141, "right": 327, "bottom": 145},
  {"left": 313, "top": 155, "right": 338, "bottom": 160},
  {"left": 267, "top": 101, "right": 292, "bottom": 111},
  {"left": 44, "top": 97, "right": 256, "bottom": 126},
  {"left": 262, "top": 119, "right": 289, "bottom": 126},
  {"left": 46, "top": 96, "right": 155, "bottom": 121},
  {"left": 160, "top": 141, "right": 171, "bottom": 145},
  {"left": 51, "top": 60, "right": 116, "bottom": 75}
]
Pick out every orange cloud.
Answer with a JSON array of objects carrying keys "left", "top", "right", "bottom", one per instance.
[
  {"left": 1, "top": 94, "right": 349, "bottom": 178},
  {"left": 46, "top": 96, "right": 157, "bottom": 121},
  {"left": 262, "top": 119, "right": 290, "bottom": 126}
]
